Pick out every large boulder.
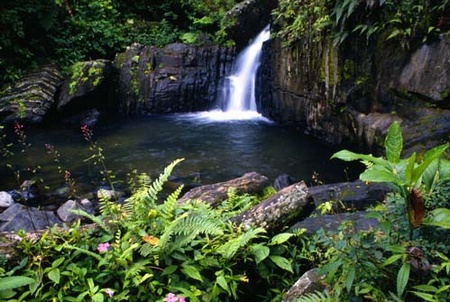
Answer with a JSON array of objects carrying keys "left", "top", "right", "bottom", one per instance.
[
  {"left": 114, "top": 42, "right": 234, "bottom": 116},
  {"left": 0, "top": 65, "right": 63, "bottom": 125},
  {"left": 57, "top": 59, "right": 116, "bottom": 124}
]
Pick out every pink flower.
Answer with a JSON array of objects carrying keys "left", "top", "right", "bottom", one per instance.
[
  {"left": 105, "top": 288, "right": 114, "bottom": 297},
  {"left": 164, "top": 293, "right": 185, "bottom": 302},
  {"left": 97, "top": 242, "right": 110, "bottom": 253}
]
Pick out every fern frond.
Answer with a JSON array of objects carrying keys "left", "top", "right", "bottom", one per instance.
[
  {"left": 139, "top": 242, "right": 159, "bottom": 258},
  {"left": 157, "top": 212, "right": 223, "bottom": 255},
  {"left": 121, "top": 158, "right": 184, "bottom": 226},
  {"left": 146, "top": 158, "right": 184, "bottom": 204},
  {"left": 158, "top": 184, "right": 184, "bottom": 222},
  {"left": 293, "top": 291, "right": 337, "bottom": 302},
  {"left": 124, "top": 259, "right": 153, "bottom": 286},
  {"left": 217, "top": 227, "right": 266, "bottom": 259},
  {"left": 69, "top": 209, "right": 110, "bottom": 233}
]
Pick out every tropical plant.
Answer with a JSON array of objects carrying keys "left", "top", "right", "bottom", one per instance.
[
  {"left": 1, "top": 157, "right": 306, "bottom": 301},
  {"left": 308, "top": 121, "right": 450, "bottom": 301},
  {"left": 272, "top": 0, "right": 450, "bottom": 48},
  {"left": 331, "top": 121, "right": 450, "bottom": 234}
]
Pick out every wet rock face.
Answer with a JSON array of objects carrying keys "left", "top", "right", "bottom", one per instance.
[
  {"left": 396, "top": 35, "right": 450, "bottom": 105},
  {"left": 57, "top": 59, "right": 115, "bottom": 116},
  {"left": 223, "top": 0, "right": 278, "bottom": 50},
  {"left": 0, "top": 65, "right": 63, "bottom": 125},
  {"left": 259, "top": 31, "right": 450, "bottom": 155},
  {"left": 115, "top": 43, "right": 234, "bottom": 116}
]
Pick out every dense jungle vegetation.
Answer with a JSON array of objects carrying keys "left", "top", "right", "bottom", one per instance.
[
  {"left": 2, "top": 0, "right": 449, "bottom": 86},
  {"left": 0, "top": 0, "right": 236, "bottom": 84}
]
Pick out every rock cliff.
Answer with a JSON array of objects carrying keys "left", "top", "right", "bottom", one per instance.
[
  {"left": 114, "top": 43, "right": 234, "bottom": 116},
  {"left": 258, "top": 31, "right": 450, "bottom": 155}
]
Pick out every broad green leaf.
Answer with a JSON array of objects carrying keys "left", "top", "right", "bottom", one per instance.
[
  {"left": 0, "top": 289, "right": 15, "bottom": 299},
  {"left": 423, "top": 208, "right": 450, "bottom": 229},
  {"left": 52, "top": 257, "right": 65, "bottom": 268},
  {"left": 0, "top": 276, "right": 36, "bottom": 291},
  {"left": 422, "top": 159, "right": 440, "bottom": 190},
  {"left": 92, "top": 292, "right": 104, "bottom": 302},
  {"left": 410, "top": 291, "right": 435, "bottom": 301},
  {"left": 331, "top": 150, "right": 389, "bottom": 168},
  {"left": 412, "top": 284, "right": 438, "bottom": 292},
  {"left": 250, "top": 244, "right": 270, "bottom": 264},
  {"left": 345, "top": 266, "right": 356, "bottom": 292},
  {"left": 397, "top": 262, "right": 410, "bottom": 297},
  {"left": 385, "top": 121, "right": 402, "bottom": 164},
  {"left": 181, "top": 264, "right": 203, "bottom": 282},
  {"left": 402, "top": 153, "right": 416, "bottom": 184},
  {"left": 216, "top": 275, "right": 230, "bottom": 294},
  {"left": 359, "top": 168, "right": 403, "bottom": 185},
  {"left": 48, "top": 268, "right": 60, "bottom": 284},
  {"left": 412, "top": 143, "right": 449, "bottom": 182},
  {"left": 269, "top": 255, "right": 293, "bottom": 273},
  {"left": 162, "top": 265, "right": 178, "bottom": 276},
  {"left": 382, "top": 254, "right": 403, "bottom": 267},
  {"left": 269, "top": 233, "right": 294, "bottom": 245}
]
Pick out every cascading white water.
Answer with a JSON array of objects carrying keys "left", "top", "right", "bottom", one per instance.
[
  {"left": 190, "top": 25, "right": 271, "bottom": 122},
  {"left": 223, "top": 25, "right": 270, "bottom": 113}
]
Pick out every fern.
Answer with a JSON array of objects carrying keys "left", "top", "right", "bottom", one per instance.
[
  {"left": 122, "top": 158, "right": 184, "bottom": 226},
  {"left": 146, "top": 158, "right": 184, "bottom": 204},
  {"left": 293, "top": 290, "right": 338, "bottom": 302},
  {"left": 124, "top": 259, "right": 153, "bottom": 287},
  {"left": 156, "top": 212, "right": 224, "bottom": 256},
  {"left": 158, "top": 184, "right": 184, "bottom": 223},
  {"left": 69, "top": 208, "right": 110, "bottom": 233},
  {"left": 217, "top": 227, "right": 266, "bottom": 259}
]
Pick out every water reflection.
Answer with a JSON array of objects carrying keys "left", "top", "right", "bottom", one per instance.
[{"left": 0, "top": 114, "right": 357, "bottom": 192}]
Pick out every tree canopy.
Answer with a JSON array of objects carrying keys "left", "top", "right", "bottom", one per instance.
[{"left": 0, "top": 0, "right": 236, "bottom": 84}]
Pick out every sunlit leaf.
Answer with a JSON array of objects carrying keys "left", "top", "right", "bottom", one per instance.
[
  {"left": 0, "top": 276, "right": 36, "bottom": 291},
  {"left": 181, "top": 264, "right": 203, "bottom": 282},
  {"left": 250, "top": 244, "right": 270, "bottom": 264},
  {"left": 423, "top": 208, "right": 450, "bottom": 229},
  {"left": 397, "top": 262, "right": 410, "bottom": 297},
  {"left": 385, "top": 121, "right": 402, "bottom": 164},
  {"left": 269, "top": 233, "right": 294, "bottom": 245},
  {"left": 269, "top": 255, "right": 293, "bottom": 273}
]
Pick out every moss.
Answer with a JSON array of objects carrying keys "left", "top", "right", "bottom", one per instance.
[
  {"left": 115, "top": 52, "right": 126, "bottom": 67},
  {"left": 129, "top": 64, "right": 140, "bottom": 99},
  {"left": 144, "top": 62, "right": 153, "bottom": 76},
  {"left": 132, "top": 55, "right": 140, "bottom": 64},
  {"left": 342, "top": 59, "right": 355, "bottom": 80},
  {"left": 441, "top": 88, "right": 450, "bottom": 100},
  {"left": 69, "top": 62, "right": 85, "bottom": 95},
  {"left": 69, "top": 61, "right": 105, "bottom": 96}
]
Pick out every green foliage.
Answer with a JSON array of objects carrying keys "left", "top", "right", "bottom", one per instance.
[
  {"left": 2, "top": 158, "right": 306, "bottom": 301},
  {"left": 309, "top": 122, "right": 450, "bottom": 301},
  {"left": 1, "top": 0, "right": 237, "bottom": 84},
  {"left": 293, "top": 290, "right": 338, "bottom": 302},
  {"left": 272, "top": 0, "right": 450, "bottom": 48},
  {"left": 332, "top": 121, "right": 450, "bottom": 231}
]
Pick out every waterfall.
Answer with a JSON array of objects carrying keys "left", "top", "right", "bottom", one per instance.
[
  {"left": 223, "top": 25, "right": 270, "bottom": 113},
  {"left": 190, "top": 25, "right": 271, "bottom": 122}
]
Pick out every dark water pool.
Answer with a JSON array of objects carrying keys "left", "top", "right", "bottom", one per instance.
[{"left": 0, "top": 112, "right": 359, "bottom": 193}]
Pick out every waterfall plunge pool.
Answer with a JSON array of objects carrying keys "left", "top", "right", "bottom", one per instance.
[{"left": 0, "top": 113, "right": 359, "bottom": 194}]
